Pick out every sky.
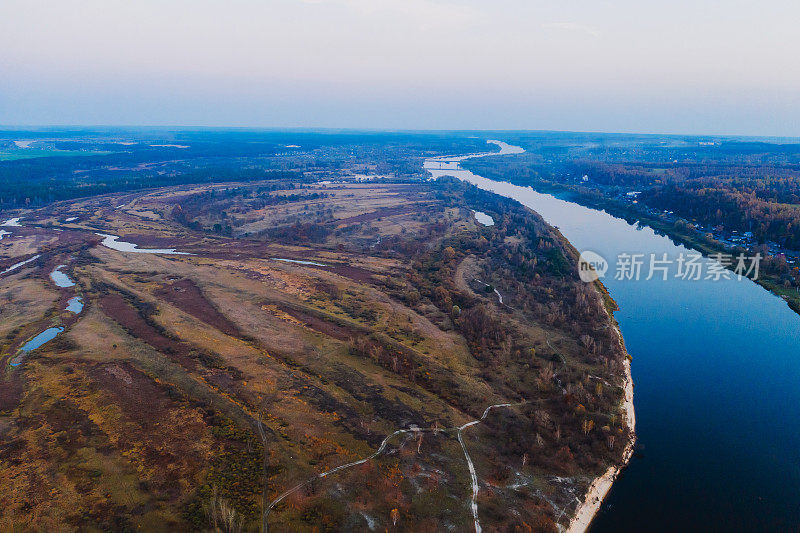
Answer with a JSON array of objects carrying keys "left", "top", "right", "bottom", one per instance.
[{"left": 1, "top": 0, "right": 799, "bottom": 136}]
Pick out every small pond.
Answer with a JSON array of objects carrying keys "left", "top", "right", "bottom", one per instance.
[
  {"left": 65, "top": 297, "right": 84, "bottom": 314},
  {"left": 10, "top": 327, "right": 65, "bottom": 366},
  {"left": 50, "top": 265, "right": 76, "bottom": 287}
]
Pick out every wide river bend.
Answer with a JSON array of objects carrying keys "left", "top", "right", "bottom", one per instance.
[{"left": 425, "top": 142, "right": 800, "bottom": 532}]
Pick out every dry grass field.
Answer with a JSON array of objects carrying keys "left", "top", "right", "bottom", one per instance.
[{"left": 0, "top": 178, "right": 632, "bottom": 532}]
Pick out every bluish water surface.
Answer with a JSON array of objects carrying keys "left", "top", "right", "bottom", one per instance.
[
  {"left": 20, "top": 327, "right": 64, "bottom": 352},
  {"left": 471, "top": 210, "right": 495, "bottom": 226},
  {"left": 427, "top": 146, "right": 800, "bottom": 531},
  {"left": 65, "top": 296, "right": 83, "bottom": 314},
  {"left": 95, "top": 233, "right": 190, "bottom": 254},
  {"left": 11, "top": 327, "right": 65, "bottom": 366},
  {"left": 50, "top": 265, "right": 75, "bottom": 287}
]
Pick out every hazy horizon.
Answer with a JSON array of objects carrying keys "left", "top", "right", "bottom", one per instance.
[
  {"left": 2, "top": 125, "right": 800, "bottom": 143},
  {"left": 2, "top": 0, "right": 799, "bottom": 136}
]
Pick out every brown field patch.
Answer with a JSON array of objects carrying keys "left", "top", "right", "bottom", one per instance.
[
  {"left": 0, "top": 277, "right": 60, "bottom": 350},
  {"left": 98, "top": 293, "right": 197, "bottom": 370},
  {"left": 0, "top": 377, "right": 23, "bottom": 413},
  {"left": 87, "top": 362, "right": 175, "bottom": 428},
  {"left": 277, "top": 304, "right": 355, "bottom": 341},
  {"left": 154, "top": 279, "right": 240, "bottom": 337},
  {"left": 323, "top": 263, "right": 376, "bottom": 283},
  {"left": 335, "top": 205, "right": 417, "bottom": 224}
]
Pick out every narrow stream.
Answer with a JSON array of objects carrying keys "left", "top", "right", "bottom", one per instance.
[
  {"left": 96, "top": 233, "right": 190, "bottom": 254},
  {"left": 271, "top": 258, "right": 328, "bottom": 267},
  {"left": 1, "top": 217, "right": 22, "bottom": 227},
  {"left": 1, "top": 254, "right": 41, "bottom": 276}
]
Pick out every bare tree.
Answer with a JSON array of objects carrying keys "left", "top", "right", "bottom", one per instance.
[
  {"left": 207, "top": 486, "right": 243, "bottom": 533},
  {"left": 580, "top": 334, "right": 596, "bottom": 353},
  {"left": 538, "top": 363, "right": 554, "bottom": 384}
]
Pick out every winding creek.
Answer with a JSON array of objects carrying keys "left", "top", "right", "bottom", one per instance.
[
  {"left": 96, "top": 233, "right": 191, "bottom": 254},
  {"left": 426, "top": 141, "right": 800, "bottom": 531},
  {"left": 1, "top": 254, "right": 41, "bottom": 275}
]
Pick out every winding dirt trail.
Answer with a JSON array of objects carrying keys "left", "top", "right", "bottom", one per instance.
[
  {"left": 456, "top": 402, "right": 527, "bottom": 533},
  {"left": 262, "top": 401, "right": 529, "bottom": 533}
]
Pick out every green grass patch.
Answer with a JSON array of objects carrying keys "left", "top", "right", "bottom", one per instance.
[{"left": 0, "top": 149, "right": 113, "bottom": 161}]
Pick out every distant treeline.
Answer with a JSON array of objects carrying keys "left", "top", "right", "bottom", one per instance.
[
  {"left": 0, "top": 130, "right": 495, "bottom": 210},
  {"left": 565, "top": 160, "right": 800, "bottom": 249},
  {"left": 0, "top": 165, "right": 302, "bottom": 208},
  {"left": 463, "top": 138, "right": 800, "bottom": 251}
]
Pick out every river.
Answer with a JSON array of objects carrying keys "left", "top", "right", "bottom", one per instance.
[{"left": 425, "top": 142, "right": 800, "bottom": 531}]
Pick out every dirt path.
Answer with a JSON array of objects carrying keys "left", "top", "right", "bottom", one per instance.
[
  {"left": 456, "top": 402, "right": 526, "bottom": 533},
  {"left": 262, "top": 401, "right": 529, "bottom": 533}
]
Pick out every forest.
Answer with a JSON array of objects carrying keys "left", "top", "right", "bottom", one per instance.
[
  {"left": 0, "top": 129, "right": 496, "bottom": 208},
  {"left": 559, "top": 158, "right": 800, "bottom": 249}
]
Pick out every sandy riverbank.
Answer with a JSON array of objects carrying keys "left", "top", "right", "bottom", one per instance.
[
  {"left": 425, "top": 141, "right": 637, "bottom": 532},
  {"left": 546, "top": 231, "right": 637, "bottom": 532},
  {"left": 564, "top": 342, "right": 636, "bottom": 533}
]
